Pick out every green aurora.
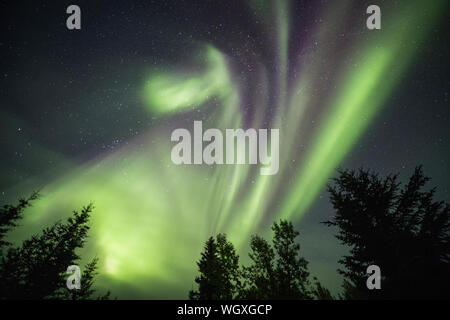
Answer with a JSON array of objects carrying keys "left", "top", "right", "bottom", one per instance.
[{"left": 4, "top": 0, "right": 448, "bottom": 298}]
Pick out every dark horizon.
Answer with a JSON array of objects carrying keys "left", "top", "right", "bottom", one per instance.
[{"left": 0, "top": 0, "right": 449, "bottom": 299}]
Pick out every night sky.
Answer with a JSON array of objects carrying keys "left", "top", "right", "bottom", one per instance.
[{"left": 1, "top": 0, "right": 449, "bottom": 298}]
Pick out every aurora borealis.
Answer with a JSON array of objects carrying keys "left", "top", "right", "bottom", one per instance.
[{"left": 1, "top": 0, "right": 449, "bottom": 298}]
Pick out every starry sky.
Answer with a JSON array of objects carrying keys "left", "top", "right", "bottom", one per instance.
[{"left": 1, "top": 0, "right": 449, "bottom": 298}]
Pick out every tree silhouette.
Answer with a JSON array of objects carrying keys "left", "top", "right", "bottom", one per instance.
[
  {"left": 325, "top": 166, "right": 449, "bottom": 299},
  {"left": 311, "top": 277, "right": 334, "bottom": 300},
  {"left": 240, "top": 220, "right": 313, "bottom": 299},
  {"left": 240, "top": 234, "right": 275, "bottom": 299},
  {"left": 0, "top": 194, "right": 110, "bottom": 300},
  {"left": 0, "top": 191, "right": 39, "bottom": 248},
  {"left": 189, "top": 233, "right": 240, "bottom": 300}
]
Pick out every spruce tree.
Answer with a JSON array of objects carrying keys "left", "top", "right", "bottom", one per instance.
[
  {"left": 0, "top": 194, "right": 109, "bottom": 300},
  {"left": 325, "top": 166, "right": 449, "bottom": 299},
  {"left": 189, "top": 234, "right": 240, "bottom": 300}
]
